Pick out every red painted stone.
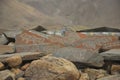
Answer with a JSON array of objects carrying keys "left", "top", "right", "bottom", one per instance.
[
  {"left": 15, "top": 30, "right": 80, "bottom": 52},
  {"left": 15, "top": 30, "right": 51, "bottom": 45},
  {"left": 16, "top": 44, "right": 63, "bottom": 53},
  {"left": 73, "top": 36, "right": 119, "bottom": 51}
]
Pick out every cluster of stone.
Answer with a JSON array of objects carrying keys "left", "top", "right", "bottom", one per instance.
[{"left": 0, "top": 27, "right": 119, "bottom": 80}]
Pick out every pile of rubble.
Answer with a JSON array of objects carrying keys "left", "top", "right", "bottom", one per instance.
[{"left": 0, "top": 27, "right": 120, "bottom": 80}]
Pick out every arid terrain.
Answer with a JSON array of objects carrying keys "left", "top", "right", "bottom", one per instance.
[
  {"left": 0, "top": 0, "right": 70, "bottom": 30},
  {"left": 0, "top": 1, "right": 120, "bottom": 80},
  {"left": 0, "top": 0, "right": 120, "bottom": 30}
]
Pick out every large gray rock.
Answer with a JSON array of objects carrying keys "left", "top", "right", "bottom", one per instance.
[
  {"left": 25, "top": 56, "right": 80, "bottom": 80},
  {"left": 100, "top": 49, "right": 120, "bottom": 60},
  {"left": 53, "top": 47, "right": 104, "bottom": 67}
]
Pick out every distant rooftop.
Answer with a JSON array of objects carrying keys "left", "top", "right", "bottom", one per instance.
[{"left": 77, "top": 27, "right": 120, "bottom": 32}]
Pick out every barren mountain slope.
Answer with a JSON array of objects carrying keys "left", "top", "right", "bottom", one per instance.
[
  {"left": 0, "top": 0, "right": 70, "bottom": 30},
  {"left": 19, "top": 0, "right": 120, "bottom": 29}
]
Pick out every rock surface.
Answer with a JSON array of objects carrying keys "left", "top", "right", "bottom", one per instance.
[
  {"left": 0, "top": 33, "right": 8, "bottom": 45},
  {"left": 111, "top": 64, "right": 120, "bottom": 75},
  {"left": 102, "top": 41, "right": 120, "bottom": 50},
  {"left": 17, "top": 77, "right": 26, "bottom": 80},
  {"left": 79, "top": 73, "right": 89, "bottom": 80},
  {"left": 0, "top": 70, "right": 15, "bottom": 80},
  {"left": 21, "top": 63, "right": 30, "bottom": 71},
  {"left": 53, "top": 47, "right": 104, "bottom": 67},
  {"left": 84, "top": 68, "right": 108, "bottom": 80},
  {"left": 15, "top": 30, "right": 50, "bottom": 45},
  {"left": 5, "top": 56, "right": 22, "bottom": 67},
  {"left": 100, "top": 49, "right": 120, "bottom": 60},
  {"left": 0, "top": 62, "right": 4, "bottom": 70},
  {"left": 0, "top": 52, "right": 45, "bottom": 62},
  {"left": 0, "top": 45, "right": 15, "bottom": 54},
  {"left": 97, "top": 75, "right": 120, "bottom": 80},
  {"left": 11, "top": 68, "right": 24, "bottom": 78},
  {"left": 4, "top": 30, "right": 22, "bottom": 38},
  {"left": 72, "top": 36, "right": 119, "bottom": 51},
  {"left": 25, "top": 56, "right": 80, "bottom": 80},
  {"left": 15, "top": 30, "right": 63, "bottom": 53}
]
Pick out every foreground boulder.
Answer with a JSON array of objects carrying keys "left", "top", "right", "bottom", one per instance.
[
  {"left": 0, "top": 70, "right": 15, "bottom": 80},
  {"left": 11, "top": 68, "right": 24, "bottom": 79},
  {"left": 79, "top": 73, "right": 89, "bottom": 80},
  {"left": 5, "top": 56, "right": 22, "bottom": 67},
  {"left": 0, "top": 52, "right": 45, "bottom": 62},
  {"left": 21, "top": 63, "right": 30, "bottom": 71},
  {"left": 84, "top": 68, "right": 108, "bottom": 80},
  {"left": 17, "top": 77, "right": 25, "bottom": 80},
  {"left": 0, "top": 62, "right": 4, "bottom": 70},
  {"left": 25, "top": 56, "right": 80, "bottom": 80},
  {"left": 97, "top": 75, "right": 120, "bottom": 80},
  {"left": 111, "top": 64, "right": 120, "bottom": 75},
  {"left": 53, "top": 47, "right": 104, "bottom": 67}
]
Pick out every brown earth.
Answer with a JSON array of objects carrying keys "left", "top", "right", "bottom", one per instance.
[
  {"left": 1, "top": 0, "right": 120, "bottom": 30},
  {"left": 0, "top": 0, "right": 70, "bottom": 30},
  {"left": 19, "top": 0, "right": 120, "bottom": 29}
]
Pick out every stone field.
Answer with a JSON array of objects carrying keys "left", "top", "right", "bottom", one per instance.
[{"left": 0, "top": 27, "right": 120, "bottom": 80}]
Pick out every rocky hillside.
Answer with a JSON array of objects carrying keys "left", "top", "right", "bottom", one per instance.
[
  {"left": 0, "top": 28, "right": 120, "bottom": 80},
  {"left": 1, "top": 0, "right": 120, "bottom": 30},
  {"left": 0, "top": 0, "right": 70, "bottom": 30},
  {"left": 19, "top": 0, "right": 120, "bottom": 29}
]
